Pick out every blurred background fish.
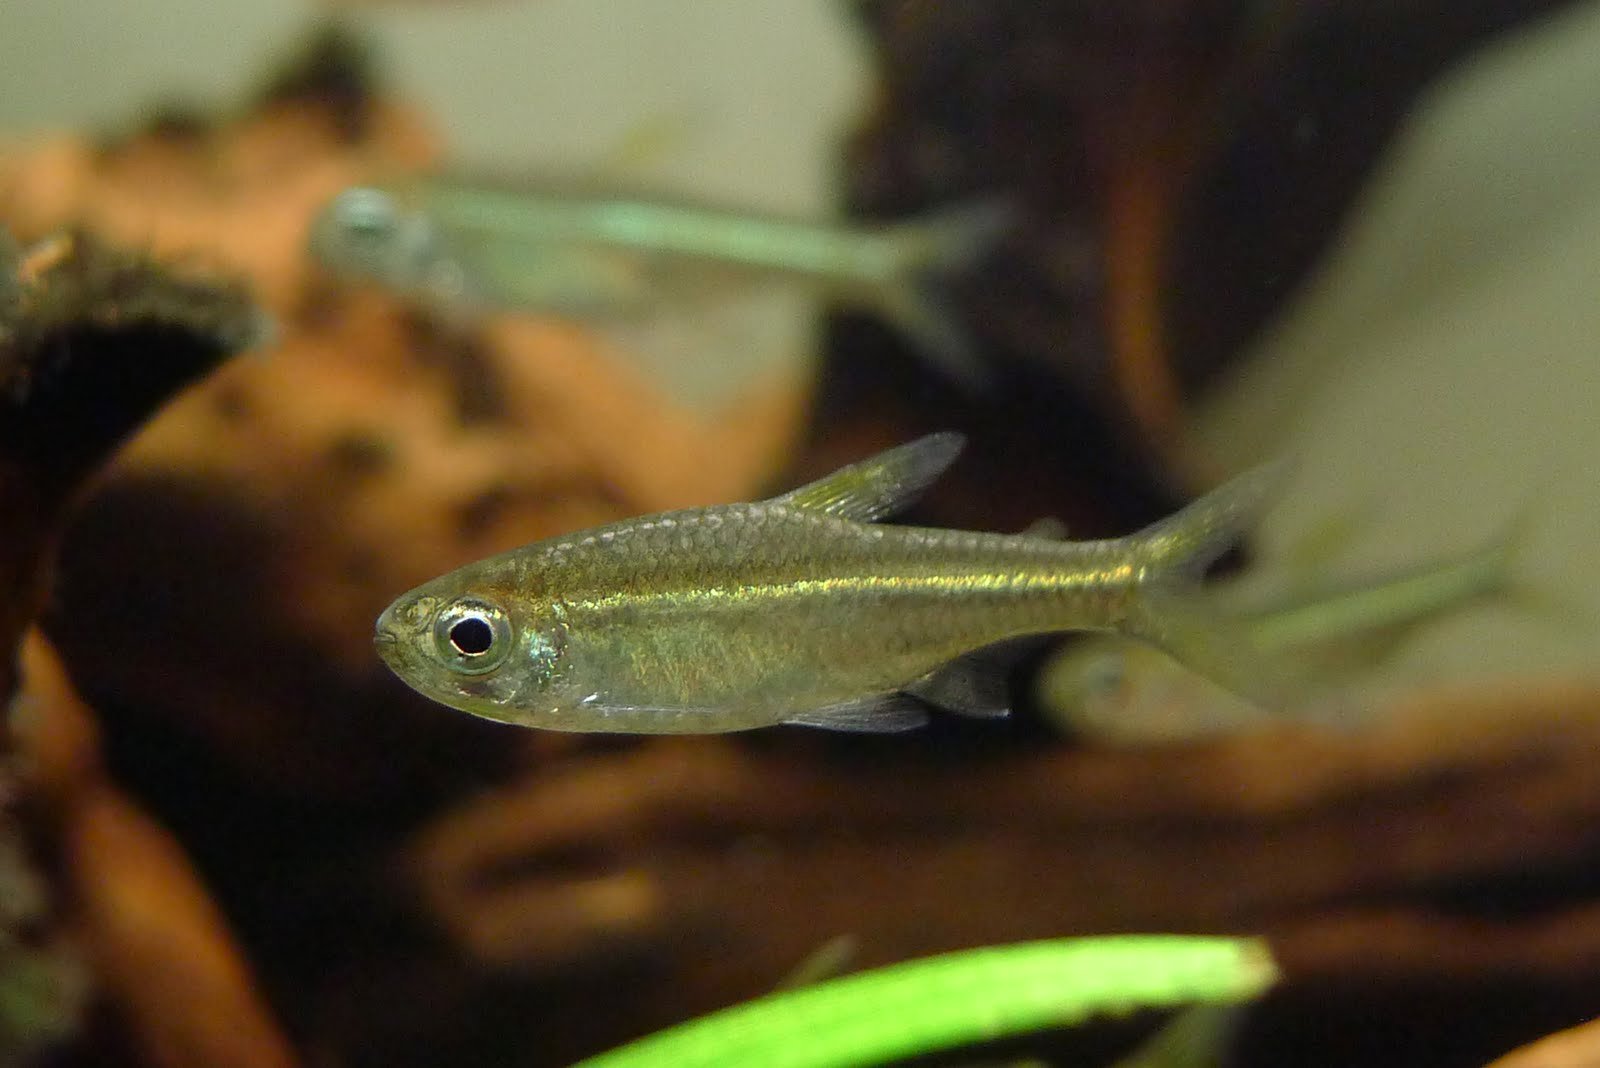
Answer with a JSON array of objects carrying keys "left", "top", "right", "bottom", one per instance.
[
  {"left": 1039, "top": 517, "right": 1529, "bottom": 745},
  {"left": 307, "top": 182, "right": 1012, "bottom": 389}
]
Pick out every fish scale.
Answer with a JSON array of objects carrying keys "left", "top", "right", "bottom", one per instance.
[{"left": 374, "top": 435, "right": 1282, "bottom": 733}]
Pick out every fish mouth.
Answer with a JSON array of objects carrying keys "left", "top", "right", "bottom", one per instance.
[{"left": 373, "top": 627, "right": 400, "bottom": 651}]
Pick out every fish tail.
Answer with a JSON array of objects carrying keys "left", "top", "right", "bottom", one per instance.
[
  {"left": 872, "top": 200, "right": 1014, "bottom": 389},
  {"left": 1123, "top": 461, "right": 1291, "bottom": 701},
  {"left": 1476, "top": 489, "right": 1594, "bottom": 628},
  {"left": 1459, "top": 505, "right": 1529, "bottom": 604},
  {"left": 1135, "top": 461, "right": 1288, "bottom": 588}
]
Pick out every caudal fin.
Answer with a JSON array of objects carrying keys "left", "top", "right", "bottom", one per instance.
[
  {"left": 1136, "top": 461, "right": 1289, "bottom": 587},
  {"left": 1474, "top": 492, "right": 1594, "bottom": 629},
  {"left": 873, "top": 199, "right": 1014, "bottom": 389},
  {"left": 1125, "top": 460, "right": 1292, "bottom": 703}
]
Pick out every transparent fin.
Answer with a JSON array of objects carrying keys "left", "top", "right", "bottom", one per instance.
[
  {"left": 774, "top": 433, "right": 965, "bottom": 522},
  {"left": 774, "top": 935, "right": 858, "bottom": 991},
  {"left": 1135, "top": 460, "right": 1290, "bottom": 587},
  {"left": 903, "top": 653, "right": 1013, "bottom": 719},
  {"left": 872, "top": 285, "right": 991, "bottom": 390},
  {"left": 782, "top": 695, "right": 930, "bottom": 732},
  {"left": 895, "top": 200, "right": 1016, "bottom": 278},
  {"left": 1133, "top": 590, "right": 1290, "bottom": 710},
  {"left": 1018, "top": 516, "right": 1069, "bottom": 540},
  {"left": 1126, "top": 461, "right": 1293, "bottom": 705},
  {"left": 873, "top": 200, "right": 1014, "bottom": 390}
]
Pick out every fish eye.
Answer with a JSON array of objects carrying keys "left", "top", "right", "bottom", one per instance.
[
  {"left": 450, "top": 616, "right": 494, "bottom": 654},
  {"left": 433, "top": 597, "right": 512, "bottom": 675}
]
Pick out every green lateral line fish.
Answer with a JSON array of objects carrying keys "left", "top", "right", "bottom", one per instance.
[
  {"left": 374, "top": 433, "right": 1281, "bottom": 734},
  {"left": 306, "top": 182, "right": 1011, "bottom": 385},
  {"left": 1040, "top": 519, "right": 1525, "bottom": 744}
]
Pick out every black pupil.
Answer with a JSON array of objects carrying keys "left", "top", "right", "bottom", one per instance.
[{"left": 449, "top": 617, "right": 495, "bottom": 656}]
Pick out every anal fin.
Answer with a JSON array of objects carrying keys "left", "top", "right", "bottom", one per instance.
[
  {"left": 783, "top": 694, "right": 930, "bottom": 733},
  {"left": 903, "top": 652, "right": 1013, "bottom": 719}
]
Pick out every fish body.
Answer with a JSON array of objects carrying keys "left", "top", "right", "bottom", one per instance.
[
  {"left": 307, "top": 183, "right": 1011, "bottom": 383},
  {"left": 375, "top": 434, "right": 1279, "bottom": 734},
  {"left": 1242, "top": 535, "right": 1516, "bottom": 651},
  {"left": 1041, "top": 522, "right": 1522, "bottom": 743}
]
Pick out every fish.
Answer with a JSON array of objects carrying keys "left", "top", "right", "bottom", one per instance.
[
  {"left": 373, "top": 433, "right": 1282, "bottom": 734},
  {"left": 1039, "top": 518, "right": 1526, "bottom": 744},
  {"left": 306, "top": 182, "right": 1012, "bottom": 385}
]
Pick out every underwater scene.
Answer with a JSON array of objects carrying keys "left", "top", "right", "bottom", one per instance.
[{"left": 2, "top": 2, "right": 1600, "bottom": 1065}]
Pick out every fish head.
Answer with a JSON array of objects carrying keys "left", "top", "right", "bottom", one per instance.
[
  {"left": 1038, "top": 639, "right": 1137, "bottom": 726},
  {"left": 373, "top": 566, "right": 585, "bottom": 728},
  {"left": 1040, "top": 638, "right": 1265, "bottom": 745},
  {"left": 307, "top": 186, "right": 471, "bottom": 304}
]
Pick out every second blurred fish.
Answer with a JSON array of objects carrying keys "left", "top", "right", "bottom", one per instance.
[
  {"left": 306, "top": 181, "right": 1012, "bottom": 386},
  {"left": 1039, "top": 521, "right": 1528, "bottom": 745}
]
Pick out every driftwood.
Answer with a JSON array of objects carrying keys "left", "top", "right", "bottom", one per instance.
[
  {"left": 0, "top": 232, "right": 257, "bottom": 691},
  {"left": 2, "top": 84, "right": 809, "bottom": 803},
  {"left": 0, "top": 226, "right": 293, "bottom": 1065},
  {"left": 1487, "top": 1015, "right": 1600, "bottom": 1068},
  {"left": 374, "top": 679, "right": 1600, "bottom": 1065},
  {"left": 412, "top": 681, "right": 1600, "bottom": 982},
  {"left": 17, "top": 632, "right": 296, "bottom": 1068},
  {"left": 0, "top": 32, "right": 809, "bottom": 1068}
]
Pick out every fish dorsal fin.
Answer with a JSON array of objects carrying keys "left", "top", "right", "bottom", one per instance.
[
  {"left": 774, "top": 433, "right": 965, "bottom": 522},
  {"left": 1018, "top": 516, "right": 1068, "bottom": 540},
  {"left": 773, "top": 935, "right": 858, "bottom": 991}
]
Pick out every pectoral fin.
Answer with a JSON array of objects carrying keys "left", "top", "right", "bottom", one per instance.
[
  {"left": 773, "top": 433, "right": 965, "bottom": 522},
  {"left": 782, "top": 695, "right": 930, "bottom": 732}
]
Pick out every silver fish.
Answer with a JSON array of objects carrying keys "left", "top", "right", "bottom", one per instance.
[
  {"left": 374, "top": 434, "right": 1280, "bottom": 734},
  {"left": 306, "top": 182, "right": 1011, "bottom": 384}
]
